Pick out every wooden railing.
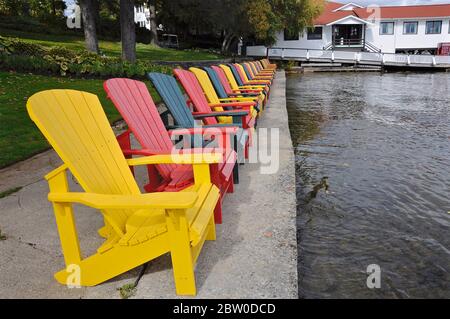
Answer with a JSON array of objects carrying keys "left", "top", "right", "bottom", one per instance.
[
  {"left": 333, "top": 38, "right": 363, "bottom": 47},
  {"left": 245, "top": 46, "right": 450, "bottom": 68}
]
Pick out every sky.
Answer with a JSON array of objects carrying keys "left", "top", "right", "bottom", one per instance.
[
  {"left": 63, "top": 0, "right": 450, "bottom": 6},
  {"left": 337, "top": 0, "right": 450, "bottom": 5}
]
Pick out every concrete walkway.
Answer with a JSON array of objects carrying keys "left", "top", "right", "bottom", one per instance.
[{"left": 0, "top": 71, "right": 297, "bottom": 299}]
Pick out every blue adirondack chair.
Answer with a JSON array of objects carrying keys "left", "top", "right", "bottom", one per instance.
[{"left": 227, "top": 64, "right": 245, "bottom": 87}]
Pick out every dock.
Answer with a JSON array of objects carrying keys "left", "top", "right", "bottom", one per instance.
[{"left": 247, "top": 46, "right": 450, "bottom": 70}]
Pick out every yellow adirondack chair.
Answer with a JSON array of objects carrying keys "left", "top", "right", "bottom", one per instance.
[
  {"left": 189, "top": 67, "right": 259, "bottom": 120},
  {"left": 27, "top": 89, "right": 221, "bottom": 295}
]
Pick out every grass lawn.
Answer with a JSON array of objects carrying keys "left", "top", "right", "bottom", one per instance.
[
  {"left": 0, "top": 28, "right": 222, "bottom": 61},
  {"left": 0, "top": 71, "right": 160, "bottom": 168}
]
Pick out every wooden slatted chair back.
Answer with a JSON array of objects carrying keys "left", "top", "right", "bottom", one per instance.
[
  {"left": 217, "top": 65, "right": 242, "bottom": 92},
  {"left": 204, "top": 67, "right": 228, "bottom": 99},
  {"left": 173, "top": 69, "right": 220, "bottom": 126},
  {"left": 147, "top": 72, "right": 195, "bottom": 128},
  {"left": 189, "top": 67, "right": 222, "bottom": 105},
  {"left": 27, "top": 90, "right": 141, "bottom": 231},
  {"left": 104, "top": 78, "right": 177, "bottom": 181}
]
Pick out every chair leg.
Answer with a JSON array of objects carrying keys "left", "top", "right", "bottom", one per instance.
[
  {"left": 48, "top": 170, "right": 82, "bottom": 267},
  {"left": 213, "top": 199, "right": 223, "bottom": 225},
  {"left": 205, "top": 214, "right": 216, "bottom": 241},
  {"left": 228, "top": 175, "right": 235, "bottom": 194},
  {"left": 245, "top": 141, "right": 249, "bottom": 160},
  {"left": 233, "top": 161, "right": 239, "bottom": 185},
  {"left": 166, "top": 209, "right": 196, "bottom": 296}
]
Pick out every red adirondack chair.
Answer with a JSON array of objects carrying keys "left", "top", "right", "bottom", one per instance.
[
  {"left": 173, "top": 69, "right": 256, "bottom": 158},
  {"left": 104, "top": 78, "right": 237, "bottom": 224}
]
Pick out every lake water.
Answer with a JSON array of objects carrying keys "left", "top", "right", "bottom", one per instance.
[{"left": 287, "top": 72, "right": 450, "bottom": 298}]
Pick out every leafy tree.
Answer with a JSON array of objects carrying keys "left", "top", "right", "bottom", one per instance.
[
  {"left": 157, "top": 0, "right": 324, "bottom": 53},
  {"left": 0, "top": 0, "right": 66, "bottom": 18}
]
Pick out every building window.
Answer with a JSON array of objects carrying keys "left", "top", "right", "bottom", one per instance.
[
  {"left": 307, "top": 27, "right": 323, "bottom": 40},
  {"left": 380, "top": 22, "right": 394, "bottom": 35},
  {"left": 284, "top": 29, "right": 299, "bottom": 41},
  {"left": 426, "top": 21, "right": 442, "bottom": 34},
  {"left": 403, "top": 21, "right": 418, "bottom": 34}
]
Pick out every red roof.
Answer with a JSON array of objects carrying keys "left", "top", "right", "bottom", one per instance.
[
  {"left": 315, "top": 1, "right": 350, "bottom": 25},
  {"left": 314, "top": 2, "right": 450, "bottom": 25},
  {"left": 355, "top": 4, "right": 450, "bottom": 20}
]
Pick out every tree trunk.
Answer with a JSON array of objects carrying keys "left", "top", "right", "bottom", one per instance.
[
  {"left": 148, "top": 0, "right": 158, "bottom": 46},
  {"left": 79, "top": 0, "right": 99, "bottom": 53},
  {"left": 51, "top": 0, "right": 56, "bottom": 16},
  {"left": 120, "top": 0, "right": 137, "bottom": 63},
  {"left": 93, "top": 0, "right": 100, "bottom": 33},
  {"left": 21, "top": 2, "right": 30, "bottom": 16},
  {"left": 221, "top": 32, "right": 235, "bottom": 54},
  {"left": 225, "top": 35, "right": 237, "bottom": 53},
  {"left": 221, "top": 32, "right": 231, "bottom": 53}
]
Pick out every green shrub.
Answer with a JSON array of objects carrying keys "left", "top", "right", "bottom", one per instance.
[
  {"left": 0, "top": 36, "right": 173, "bottom": 78},
  {"left": 0, "top": 36, "right": 46, "bottom": 56}
]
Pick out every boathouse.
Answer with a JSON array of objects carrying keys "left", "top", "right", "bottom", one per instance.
[{"left": 268, "top": 1, "right": 450, "bottom": 54}]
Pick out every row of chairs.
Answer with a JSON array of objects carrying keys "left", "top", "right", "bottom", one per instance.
[{"left": 26, "top": 59, "right": 277, "bottom": 296}]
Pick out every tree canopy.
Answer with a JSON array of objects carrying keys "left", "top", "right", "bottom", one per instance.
[
  {"left": 0, "top": 0, "right": 325, "bottom": 53},
  {"left": 158, "top": 0, "right": 324, "bottom": 49}
]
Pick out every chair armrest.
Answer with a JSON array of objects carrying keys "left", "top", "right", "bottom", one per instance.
[
  {"left": 228, "top": 93, "right": 260, "bottom": 97},
  {"left": 192, "top": 114, "right": 243, "bottom": 127},
  {"left": 210, "top": 102, "right": 255, "bottom": 108},
  {"left": 219, "top": 97, "right": 258, "bottom": 102},
  {"left": 166, "top": 125, "right": 184, "bottom": 130},
  {"left": 48, "top": 192, "right": 198, "bottom": 210},
  {"left": 169, "top": 127, "right": 239, "bottom": 151},
  {"left": 203, "top": 124, "right": 243, "bottom": 128},
  {"left": 122, "top": 149, "right": 168, "bottom": 157},
  {"left": 236, "top": 86, "right": 265, "bottom": 90},
  {"left": 246, "top": 81, "right": 270, "bottom": 85},
  {"left": 127, "top": 151, "right": 223, "bottom": 166},
  {"left": 233, "top": 90, "right": 264, "bottom": 95},
  {"left": 169, "top": 127, "right": 238, "bottom": 136},
  {"left": 193, "top": 110, "right": 249, "bottom": 118}
]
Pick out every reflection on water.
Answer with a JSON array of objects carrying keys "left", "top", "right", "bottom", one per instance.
[{"left": 287, "top": 72, "right": 450, "bottom": 298}]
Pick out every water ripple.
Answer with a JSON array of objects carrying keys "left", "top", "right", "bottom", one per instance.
[{"left": 288, "top": 72, "right": 450, "bottom": 298}]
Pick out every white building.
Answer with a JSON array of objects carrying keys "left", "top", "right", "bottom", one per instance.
[
  {"left": 135, "top": 5, "right": 151, "bottom": 31},
  {"left": 272, "top": 1, "right": 450, "bottom": 54}
]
